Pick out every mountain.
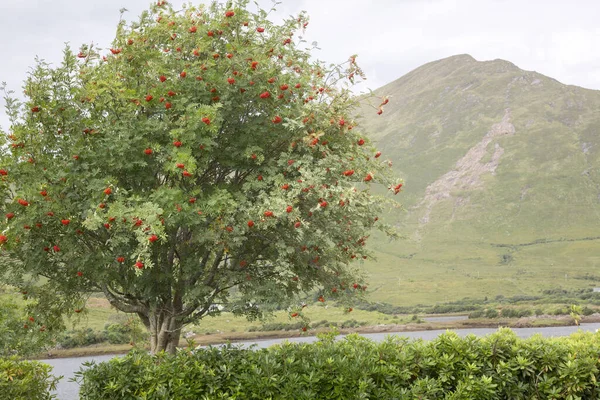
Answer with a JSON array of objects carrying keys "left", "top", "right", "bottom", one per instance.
[{"left": 360, "top": 54, "right": 600, "bottom": 305}]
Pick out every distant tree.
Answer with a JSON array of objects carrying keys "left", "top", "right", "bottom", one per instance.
[{"left": 0, "top": 0, "right": 400, "bottom": 353}]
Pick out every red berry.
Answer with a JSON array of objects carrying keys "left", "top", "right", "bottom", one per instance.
[
  {"left": 189, "top": 26, "right": 197, "bottom": 33},
  {"left": 357, "top": 138, "right": 365, "bottom": 146},
  {"left": 159, "top": 75, "right": 167, "bottom": 82},
  {"left": 250, "top": 61, "right": 259, "bottom": 70},
  {"left": 6, "top": 212, "right": 14, "bottom": 219},
  {"left": 343, "top": 170, "right": 354, "bottom": 177},
  {"left": 257, "top": 27, "right": 265, "bottom": 33},
  {"left": 364, "top": 174, "right": 373, "bottom": 182},
  {"left": 264, "top": 210, "right": 274, "bottom": 217},
  {"left": 259, "top": 91, "right": 271, "bottom": 99},
  {"left": 104, "top": 187, "right": 112, "bottom": 195},
  {"left": 182, "top": 170, "right": 192, "bottom": 177},
  {"left": 18, "top": 199, "right": 29, "bottom": 206},
  {"left": 149, "top": 234, "right": 158, "bottom": 243},
  {"left": 53, "top": 245, "right": 60, "bottom": 252},
  {"left": 0, "top": 235, "right": 7, "bottom": 244},
  {"left": 227, "top": 77, "right": 235, "bottom": 84},
  {"left": 31, "top": 106, "right": 40, "bottom": 113},
  {"left": 294, "top": 221, "right": 301, "bottom": 228},
  {"left": 173, "top": 140, "right": 182, "bottom": 147},
  {"left": 286, "top": 205, "right": 293, "bottom": 213},
  {"left": 77, "top": 271, "right": 83, "bottom": 277},
  {"left": 272, "top": 116, "right": 282, "bottom": 124},
  {"left": 280, "top": 84, "right": 289, "bottom": 91},
  {"left": 180, "top": 71, "right": 187, "bottom": 78},
  {"left": 46, "top": 212, "right": 54, "bottom": 216},
  {"left": 40, "top": 190, "right": 47, "bottom": 197},
  {"left": 202, "top": 117, "right": 211, "bottom": 125},
  {"left": 145, "top": 95, "right": 153, "bottom": 102},
  {"left": 0, "top": 169, "right": 7, "bottom": 176},
  {"left": 117, "top": 256, "right": 125, "bottom": 263},
  {"left": 225, "top": 10, "right": 235, "bottom": 17},
  {"left": 135, "top": 261, "right": 144, "bottom": 269},
  {"left": 176, "top": 163, "right": 185, "bottom": 169},
  {"left": 281, "top": 184, "right": 289, "bottom": 190},
  {"left": 61, "top": 219, "right": 70, "bottom": 225},
  {"left": 257, "top": 175, "right": 263, "bottom": 181},
  {"left": 375, "top": 151, "right": 381, "bottom": 158},
  {"left": 110, "top": 48, "right": 122, "bottom": 55},
  {"left": 144, "top": 148, "right": 153, "bottom": 155},
  {"left": 319, "top": 201, "right": 328, "bottom": 208}
]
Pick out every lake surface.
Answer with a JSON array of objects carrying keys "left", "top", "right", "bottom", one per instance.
[{"left": 43, "top": 323, "right": 600, "bottom": 400}]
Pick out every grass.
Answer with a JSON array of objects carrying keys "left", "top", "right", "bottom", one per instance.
[{"left": 73, "top": 298, "right": 406, "bottom": 337}]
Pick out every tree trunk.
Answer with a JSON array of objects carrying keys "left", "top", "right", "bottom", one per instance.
[{"left": 146, "top": 311, "right": 183, "bottom": 354}]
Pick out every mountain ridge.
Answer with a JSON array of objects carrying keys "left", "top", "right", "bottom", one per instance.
[{"left": 359, "top": 54, "right": 600, "bottom": 305}]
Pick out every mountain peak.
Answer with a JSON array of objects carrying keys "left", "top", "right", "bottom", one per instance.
[{"left": 359, "top": 54, "right": 600, "bottom": 305}]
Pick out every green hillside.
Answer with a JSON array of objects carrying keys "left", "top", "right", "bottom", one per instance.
[{"left": 360, "top": 54, "right": 600, "bottom": 305}]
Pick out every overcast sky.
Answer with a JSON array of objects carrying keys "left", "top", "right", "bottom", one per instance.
[{"left": 1, "top": 0, "right": 599, "bottom": 131}]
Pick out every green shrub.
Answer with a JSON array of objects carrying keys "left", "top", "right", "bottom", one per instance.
[
  {"left": 484, "top": 309, "right": 499, "bottom": 318},
  {"left": 0, "top": 357, "right": 60, "bottom": 400},
  {"left": 77, "top": 329, "right": 600, "bottom": 399},
  {"left": 468, "top": 310, "right": 484, "bottom": 319},
  {"left": 500, "top": 308, "right": 533, "bottom": 318},
  {"left": 552, "top": 307, "right": 567, "bottom": 316},
  {"left": 56, "top": 328, "right": 106, "bottom": 349},
  {"left": 582, "top": 306, "right": 595, "bottom": 316}
]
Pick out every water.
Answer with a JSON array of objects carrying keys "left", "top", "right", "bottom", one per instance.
[{"left": 43, "top": 323, "right": 600, "bottom": 400}]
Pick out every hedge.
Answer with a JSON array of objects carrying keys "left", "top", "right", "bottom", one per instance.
[
  {"left": 0, "top": 357, "right": 59, "bottom": 400},
  {"left": 77, "top": 328, "right": 600, "bottom": 399}
]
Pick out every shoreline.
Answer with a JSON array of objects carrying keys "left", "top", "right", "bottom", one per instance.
[{"left": 33, "top": 314, "right": 599, "bottom": 360}]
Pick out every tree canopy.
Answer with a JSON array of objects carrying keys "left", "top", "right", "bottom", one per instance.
[{"left": 0, "top": 0, "right": 400, "bottom": 353}]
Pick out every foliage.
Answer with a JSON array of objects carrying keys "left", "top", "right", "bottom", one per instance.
[
  {"left": 0, "top": 296, "right": 55, "bottom": 357},
  {"left": 77, "top": 329, "right": 600, "bottom": 399},
  {"left": 0, "top": 0, "right": 399, "bottom": 353},
  {"left": 56, "top": 317, "right": 149, "bottom": 348},
  {"left": 0, "top": 357, "right": 60, "bottom": 400}
]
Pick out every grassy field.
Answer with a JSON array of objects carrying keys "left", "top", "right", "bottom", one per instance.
[{"left": 73, "top": 297, "right": 409, "bottom": 336}]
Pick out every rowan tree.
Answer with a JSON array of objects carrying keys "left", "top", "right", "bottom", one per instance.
[{"left": 0, "top": 0, "right": 400, "bottom": 353}]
